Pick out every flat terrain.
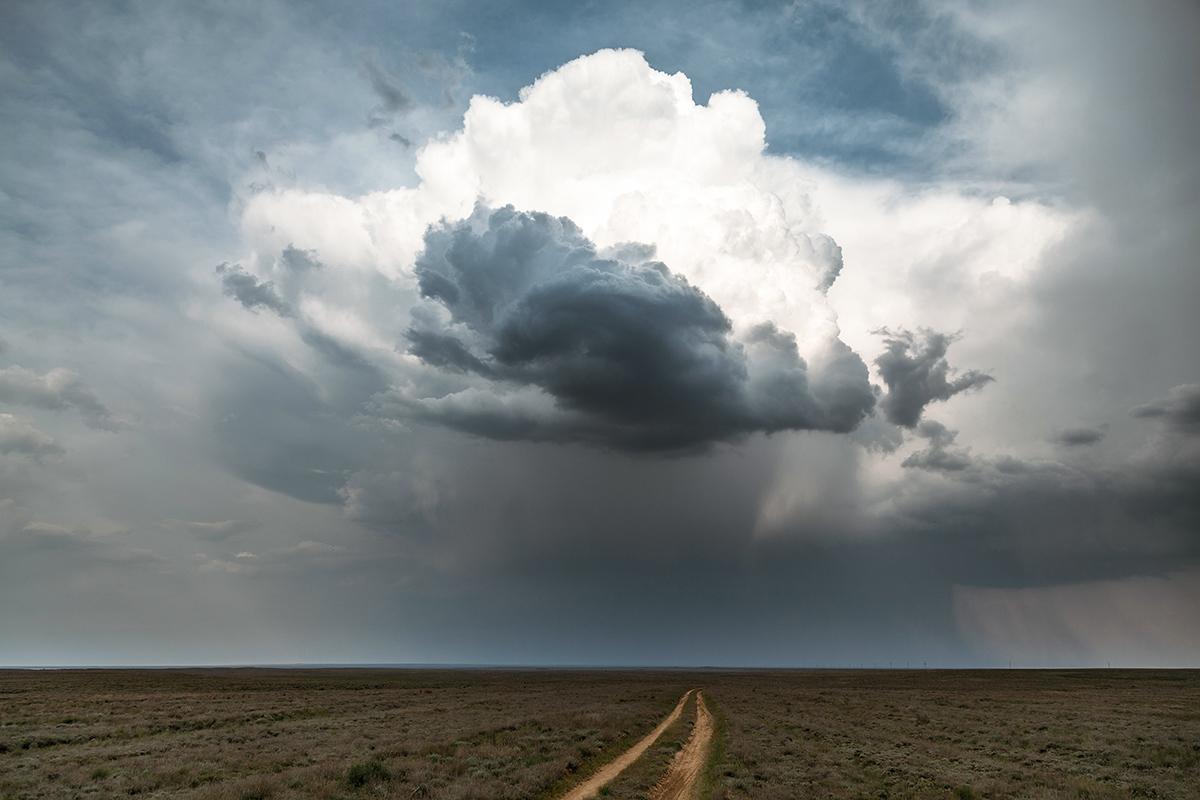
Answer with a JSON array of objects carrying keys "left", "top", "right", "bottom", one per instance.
[
  {"left": 0, "top": 669, "right": 691, "bottom": 800},
  {"left": 1, "top": 669, "right": 1197, "bottom": 800},
  {"left": 702, "top": 670, "right": 1200, "bottom": 800}
]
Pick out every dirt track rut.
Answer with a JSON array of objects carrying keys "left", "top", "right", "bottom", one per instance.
[
  {"left": 556, "top": 689, "right": 713, "bottom": 800},
  {"left": 650, "top": 691, "right": 713, "bottom": 800},
  {"left": 556, "top": 690, "right": 694, "bottom": 800}
]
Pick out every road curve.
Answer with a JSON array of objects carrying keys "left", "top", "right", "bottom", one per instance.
[{"left": 556, "top": 690, "right": 694, "bottom": 800}]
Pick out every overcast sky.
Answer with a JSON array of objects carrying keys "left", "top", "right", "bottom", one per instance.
[{"left": 1, "top": 0, "right": 1197, "bottom": 668}]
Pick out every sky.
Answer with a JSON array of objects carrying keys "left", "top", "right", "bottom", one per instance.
[{"left": 0, "top": 0, "right": 1197, "bottom": 668}]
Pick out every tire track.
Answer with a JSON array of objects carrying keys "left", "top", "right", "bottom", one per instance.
[
  {"left": 556, "top": 690, "right": 694, "bottom": 800},
  {"left": 650, "top": 690, "right": 713, "bottom": 800}
]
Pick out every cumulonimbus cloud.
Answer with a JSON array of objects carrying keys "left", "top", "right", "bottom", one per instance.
[
  {"left": 225, "top": 49, "right": 892, "bottom": 452},
  {"left": 398, "top": 204, "right": 875, "bottom": 450}
]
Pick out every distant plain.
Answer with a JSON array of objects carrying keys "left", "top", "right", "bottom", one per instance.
[{"left": 0, "top": 668, "right": 1195, "bottom": 800}]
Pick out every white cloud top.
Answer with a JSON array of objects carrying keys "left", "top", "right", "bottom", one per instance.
[{"left": 239, "top": 50, "right": 852, "bottom": 376}]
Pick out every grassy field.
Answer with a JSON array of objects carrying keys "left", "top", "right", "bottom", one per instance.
[
  {"left": 0, "top": 669, "right": 690, "bottom": 800},
  {"left": 1, "top": 669, "right": 1196, "bottom": 800},
  {"left": 702, "top": 670, "right": 1200, "bottom": 800}
]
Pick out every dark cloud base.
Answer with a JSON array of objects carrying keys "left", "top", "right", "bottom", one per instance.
[{"left": 403, "top": 204, "right": 876, "bottom": 451}]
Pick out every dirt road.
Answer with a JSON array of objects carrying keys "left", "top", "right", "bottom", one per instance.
[
  {"left": 650, "top": 691, "right": 713, "bottom": 800},
  {"left": 556, "top": 690, "right": 694, "bottom": 800}
]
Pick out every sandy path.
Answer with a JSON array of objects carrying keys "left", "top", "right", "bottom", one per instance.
[
  {"left": 650, "top": 691, "right": 713, "bottom": 800},
  {"left": 556, "top": 690, "right": 694, "bottom": 800}
]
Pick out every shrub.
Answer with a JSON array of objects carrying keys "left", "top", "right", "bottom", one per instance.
[{"left": 344, "top": 759, "right": 391, "bottom": 788}]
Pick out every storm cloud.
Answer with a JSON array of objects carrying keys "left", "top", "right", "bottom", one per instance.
[
  {"left": 402, "top": 205, "right": 876, "bottom": 451},
  {"left": 1132, "top": 383, "right": 1200, "bottom": 431},
  {"left": 1051, "top": 426, "right": 1107, "bottom": 447},
  {"left": 901, "top": 420, "right": 973, "bottom": 472},
  {"left": 1, "top": 0, "right": 1197, "bottom": 669},
  {"left": 875, "top": 328, "right": 994, "bottom": 428}
]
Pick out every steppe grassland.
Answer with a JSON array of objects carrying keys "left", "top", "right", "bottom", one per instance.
[
  {"left": 0, "top": 669, "right": 691, "bottom": 800},
  {"left": 2, "top": 669, "right": 1197, "bottom": 800},
  {"left": 702, "top": 669, "right": 1200, "bottom": 800}
]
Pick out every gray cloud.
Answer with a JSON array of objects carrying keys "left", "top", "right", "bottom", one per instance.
[
  {"left": 1132, "top": 383, "right": 1200, "bottom": 432},
  {"left": 901, "top": 419, "right": 972, "bottom": 472},
  {"left": 280, "top": 244, "right": 322, "bottom": 273},
  {"left": 216, "top": 263, "right": 293, "bottom": 317},
  {"left": 338, "top": 469, "right": 440, "bottom": 535},
  {"left": 1122, "top": 384, "right": 1200, "bottom": 529},
  {"left": 402, "top": 205, "right": 876, "bottom": 451},
  {"left": 207, "top": 351, "right": 367, "bottom": 504},
  {"left": 886, "top": 388, "right": 1200, "bottom": 587},
  {"left": 847, "top": 414, "right": 906, "bottom": 453},
  {"left": 875, "top": 328, "right": 994, "bottom": 428},
  {"left": 0, "top": 365, "right": 123, "bottom": 431},
  {"left": 1051, "top": 425, "right": 1107, "bottom": 446},
  {"left": 404, "top": 327, "right": 490, "bottom": 375},
  {"left": 0, "top": 413, "right": 64, "bottom": 458}
]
